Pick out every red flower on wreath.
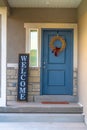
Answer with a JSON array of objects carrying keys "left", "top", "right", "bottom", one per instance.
[{"left": 52, "top": 47, "right": 60, "bottom": 56}]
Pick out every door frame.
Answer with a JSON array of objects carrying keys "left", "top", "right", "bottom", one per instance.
[{"left": 24, "top": 23, "right": 78, "bottom": 95}]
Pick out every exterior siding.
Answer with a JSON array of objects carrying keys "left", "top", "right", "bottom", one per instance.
[
  {"left": 78, "top": 0, "right": 87, "bottom": 124},
  {"left": 7, "top": 8, "right": 77, "bottom": 63},
  {"left": 7, "top": 8, "right": 78, "bottom": 102},
  {"left": 0, "top": 15, "right": 1, "bottom": 97}
]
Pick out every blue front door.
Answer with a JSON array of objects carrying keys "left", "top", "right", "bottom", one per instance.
[{"left": 41, "top": 29, "right": 73, "bottom": 95}]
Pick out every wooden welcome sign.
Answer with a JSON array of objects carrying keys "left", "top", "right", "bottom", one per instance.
[{"left": 17, "top": 54, "right": 29, "bottom": 101}]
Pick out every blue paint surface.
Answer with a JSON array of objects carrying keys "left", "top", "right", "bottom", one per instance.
[{"left": 41, "top": 29, "right": 73, "bottom": 95}]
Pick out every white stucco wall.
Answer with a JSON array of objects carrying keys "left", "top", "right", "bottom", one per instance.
[{"left": 78, "top": 0, "right": 87, "bottom": 124}]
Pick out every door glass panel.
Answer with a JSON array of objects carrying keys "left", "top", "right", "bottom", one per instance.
[
  {"left": 0, "top": 15, "right": 1, "bottom": 97},
  {"left": 30, "top": 30, "right": 38, "bottom": 67}
]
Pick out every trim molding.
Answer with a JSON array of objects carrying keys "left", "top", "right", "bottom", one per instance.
[
  {"left": 24, "top": 23, "right": 78, "bottom": 69},
  {"left": 0, "top": 7, "right": 7, "bottom": 106},
  {"left": 7, "top": 63, "right": 18, "bottom": 68}
]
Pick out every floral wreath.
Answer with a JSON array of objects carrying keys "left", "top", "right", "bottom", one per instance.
[{"left": 49, "top": 35, "right": 66, "bottom": 56}]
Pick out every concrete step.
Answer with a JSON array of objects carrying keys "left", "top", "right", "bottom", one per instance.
[
  {"left": 0, "top": 102, "right": 83, "bottom": 114},
  {"left": 0, "top": 113, "right": 84, "bottom": 122},
  {"left": 0, "top": 122, "right": 87, "bottom": 130},
  {"left": 34, "top": 95, "right": 78, "bottom": 103}
]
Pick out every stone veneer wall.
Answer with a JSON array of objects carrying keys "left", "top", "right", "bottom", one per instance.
[
  {"left": 7, "top": 67, "right": 40, "bottom": 102},
  {"left": 73, "top": 68, "right": 78, "bottom": 96},
  {"left": 7, "top": 67, "right": 78, "bottom": 102}
]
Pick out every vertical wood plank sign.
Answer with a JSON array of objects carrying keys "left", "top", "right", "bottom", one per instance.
[{"left": 17, "top": 54, "right": 29, "bottom": 101}]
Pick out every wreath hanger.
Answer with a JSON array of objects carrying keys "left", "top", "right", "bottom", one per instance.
[{"left": 49, "top": 35, "right": 66, "bottom": 56}]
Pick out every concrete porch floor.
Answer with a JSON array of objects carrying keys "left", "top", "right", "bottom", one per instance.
[
  {"left": 0, "top": 122, "right": 87, "bottom": 130},
  {"left": 0, "top": 101, "right": 82, "bottom": 113},
  {"left": 0, "top": 101, "right": 86, "bottom": 130},
  {"left": 7, "top": 101, "right": 81, "bottom": 107}
]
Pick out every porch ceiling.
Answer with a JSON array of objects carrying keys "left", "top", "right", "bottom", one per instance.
[{"left": 0, "top": 0, "right": 82, "bottom": 8}]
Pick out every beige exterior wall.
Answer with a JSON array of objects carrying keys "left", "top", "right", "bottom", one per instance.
[
  {"left": 0, "top": 15, "right": 1, "bottom": 96},
  {"left": 78, "top": 0, "right": 87, "bottom": 124},
  {"left": 6, "top": 23, "right": 78, "bottom": 102},
  {"left": 6, "top": 8, "right": 78, "bottom": 103},
  {"left": 7, "top": 8, "right": 77, "bottom": 63}
]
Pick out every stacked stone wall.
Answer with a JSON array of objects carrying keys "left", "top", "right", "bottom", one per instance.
[
  {"left": 7, "top": 67, "right": 40, "bottom": 102},
  {"left": 7, "top": 67, "right": 78, "bottom": 102}
]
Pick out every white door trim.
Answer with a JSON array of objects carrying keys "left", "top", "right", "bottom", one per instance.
[
  {"left": 24, "top": 23, "right": 78, "bottom": 95},
  {"left": 0, "top": 7, "right": 7, "bottom": 106},
  {"left": 24, "top": 23, "right": 78, "bottom": 70}
]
